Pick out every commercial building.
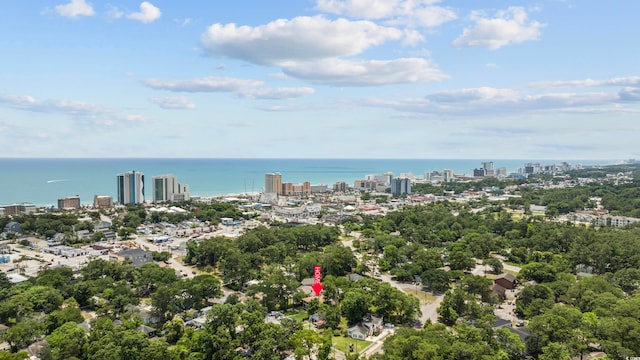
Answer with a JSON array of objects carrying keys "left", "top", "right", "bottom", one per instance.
[
  {"left": 264, "top": 173, "right": 283, "bottom": 195},
  {"left": 281, "top": 181, "right": 310, "bottom": 196},
  {"left": 333, "top": 181, "right": 348, "bottom": 193},
  {"left": 152, "top": 174, "right": 190, "bottom": 203},
  {"left": 93, "top": 195, "right": 113, "bottom": 208},
  {"left": 58, "top": 195, "right": 81, "bottom": 210},
  {"left": 481, "top": 162, "right": 495, "bottom": 177},
  {"left": 391, "top": 178, "right": 412, "bottom": 196},
  {"left": 0, "top": 203, "right": 36, "bottom": 216},
  {"left": 366, "top": 172, "right": 393, "bottom": 187},
  {"left": 117, "top": 170, "right": 145, "bottom": 205}
]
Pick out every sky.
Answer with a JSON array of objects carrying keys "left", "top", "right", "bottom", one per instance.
[{"left": 1, "top": 0, "right": 639, "bottom": 160}]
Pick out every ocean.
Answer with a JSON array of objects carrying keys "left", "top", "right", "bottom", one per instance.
[{"left": 0, "top": 158, "right": 613, "bottom": 207}]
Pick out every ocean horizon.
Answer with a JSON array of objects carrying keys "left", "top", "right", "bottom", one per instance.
[{"left": 0, "top": 158, "right": 616, "bottom": 207}]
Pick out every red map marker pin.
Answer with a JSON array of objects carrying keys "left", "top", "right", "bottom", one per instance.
[{"left": 311, "top": 265, "right": 324, "bottom": 296}]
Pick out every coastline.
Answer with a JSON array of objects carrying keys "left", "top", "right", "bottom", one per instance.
[{"left": 0, "top": 158, "right": 617, "bottom": 207}]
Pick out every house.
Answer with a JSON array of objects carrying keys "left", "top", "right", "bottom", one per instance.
[
  {"left": 111, "top": 248, "right": 153, "bottom": 267},
  {"left": 347, "top": 325, "right": 368, "bottom": 340},
  {"left": 347, "top": 314, "right": 384, "bottom": 340},
  {"left": 309, "top": 313, "right": 326, "bottom": 328},
  {"left": 4, "top": 221, "right": 22, "bottom": 235},
  {"left": 361, "top": 314, "right": 384, "bottom": 336},
  {"left": 494, "top": 273, "right": 517, "bottom": 290},
  {"left": 137, "top": 325, "right": 157, "bottom": 337},
  {"left": 490, "top": 283, "right": 507, "bottom": 300}
]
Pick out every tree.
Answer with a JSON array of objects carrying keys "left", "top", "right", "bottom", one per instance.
[
  {"left": 183, "top": 274, "right": 222, "bottom": 310},
  {"left": 46, "top": 321, "right": 87, "bottom": 360},
  {"left": 484, "top": 258, "right": 503, "bottom": 274},
  {"left": 516, "top": 284, "right": 555, "bottom": 318},
  {"left": 2, "top": 318, "right": 45, "bottom": 353},
  {"left": 341, "top": 290, "right": 369, "bottom": 324},
  {"left": 151, "top": 284, "right": 179, "bottom": 324},
  {"left": 495, "top": 328, "right": 525, "bottom": 360},
  {"left": 447, "top": 249, "right": 475, "bottom": 271},
  {"left": 291, "top": 329, "right": 319, "bottom": 360},
  {"left": 539, "top": 343, "right": 571, "bottom": 360},
  {"left": 421, "top": 269, "right": 450, "bottom": 293},
  {"left": 322, "top": 244, "right": 356, "bottom": 277},
  {"left": 163, "top": 317, "right": 185, "bottom": 345}
]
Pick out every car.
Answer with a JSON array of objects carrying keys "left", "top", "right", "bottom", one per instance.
[
  {"left": 515, "top": 321, "right": 525, "bottom": 327},
  {"left": 192, "top": 271, "right": 196, "bottom": 275}
]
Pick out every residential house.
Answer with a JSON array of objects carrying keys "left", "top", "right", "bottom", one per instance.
[
  {"left": 494, "top": 273, "right": 517, "bottom": 290},
  {"left": 490, "top": 283, "right": 507, "bottom": 301},
  {"left": 137, "top": 325, "right": 157, "bottom": 338},
  {"left": 347, "top": 324, "right": 368, "bottom": 340}
]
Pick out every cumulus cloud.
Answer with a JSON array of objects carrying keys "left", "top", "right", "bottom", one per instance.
[
  {"left": 238, "top": 87, "right": 315, "bottom": 100},
  {"left": 149, "top": 96, "right": 196, "bottom": 109},
  {"left": 0, "top": 93, "right": 145, "bottom": 125},
  {"left": 453, "top": 7, "right": 544, "bottom": 49},
  {"left": 200, "top": 16, "right": 405, "bottom": 66},
  {"left": 126, "top": 2, "right": 161, "bottom": 23},
  {"left": 55, "top": 0, "right": 95, "bottom": 18},
  {"left": 143, "top": 76, "right": 263, "bottom": 92},
  {"left": 315, "top": 0, "right": 457, "bottom": 28},
  {"left": 281, "top": 58, "right": 447, "bottom": 86}
]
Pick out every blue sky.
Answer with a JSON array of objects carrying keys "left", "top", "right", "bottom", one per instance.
[{"left": 1, "top": 0, "right": 639, "bottom": 160}]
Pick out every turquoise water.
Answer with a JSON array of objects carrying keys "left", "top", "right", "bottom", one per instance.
[{"left": 0, "top": 158, "right": 612, "bottom": 206}]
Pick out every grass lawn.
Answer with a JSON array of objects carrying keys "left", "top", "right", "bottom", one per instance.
[
  {"left": 284, "top": 310, "right": 308, "bottom": 322},
  {"left": 403, "top": 288, "right": 437, "bottom": 304},
  {"left": 332, "top": 336, "right": 371, "bottom": 354}
]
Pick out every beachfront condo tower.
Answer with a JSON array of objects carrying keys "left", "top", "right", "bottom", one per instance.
[
  {"left": 152, "top": 174, "right": 190, "bottom": 203},
  {"left": 264, "top": 172, "right": 283, "bottom": 195},
  {"left": 117, "top": 170, "right": 145, "bottom": 205}
]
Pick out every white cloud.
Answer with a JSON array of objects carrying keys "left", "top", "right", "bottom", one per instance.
[
  {"left": 55, "top": 0, "right": 95, "bottom": 18},
  {"left": 362, "top": 84, "right": 640, "bottom": 117},
  {"left": 149, "top": 96, "right": 196, "bottom": 109},
  {"left": 281, "top": 57, "right": 447, "bottom": 86},
  {"left": 426, "top": 87, "right": 517, "bottom": 103},
  {"left": 530, "top": 76, "right": 640, "bottom": 88},
  {"left": 238, "top": 87, "right": 315, "bottom": 100},
  {"left": 453, "top": 7, "right": 544, "bottom": 50},
  {"left": 0, "top": 93, "right": 145, "bottom": 125},
  {"left": 106, "top": 5, "right": 124, "bottom": 20},
  {"left": 126, "top": 2, "right": 161, "bottom": 23},
  {"left": 618, "top": 87, "right": 640, "bottom": 101},
  {"left": 143, "top": 76, "right": 263, "bottom": 92},
  {"left": 200, "top": 16, "right": 406, "bottom": 66},
  {"left": 315, "top": 0, "right": 456, "bottom": 28}
]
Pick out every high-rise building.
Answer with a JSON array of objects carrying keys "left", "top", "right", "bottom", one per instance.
[
  {"left": 117, "top": 170, "right": 145, "bottom": 205},
  {"left": 391, "top": 178, "right": 412, "bottom": 195},
  {"left": 152, "top": 174, "right": 189, "bottom": 203},
  {"left": 333, "top": 181, "right": 348, "bottom": 193},
  {"left": 58, "top": 195, "right": 81, "bottom": 210},
  {"left": 93, "top": 195, "right": 113, "bottom": 208},
  {"left": 264, "top": 173, "right": 282, "bottom": 195},
  {"left": 481, "top": 162, "right": 495, "bottom": 177},
  {"left": 443, "top": 169, "right": 455, "bottom": 182}
]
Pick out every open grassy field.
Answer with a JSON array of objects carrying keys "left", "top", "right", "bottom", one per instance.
[{"left": 332, "top": 336, "right": 371, "bottom": 354}]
